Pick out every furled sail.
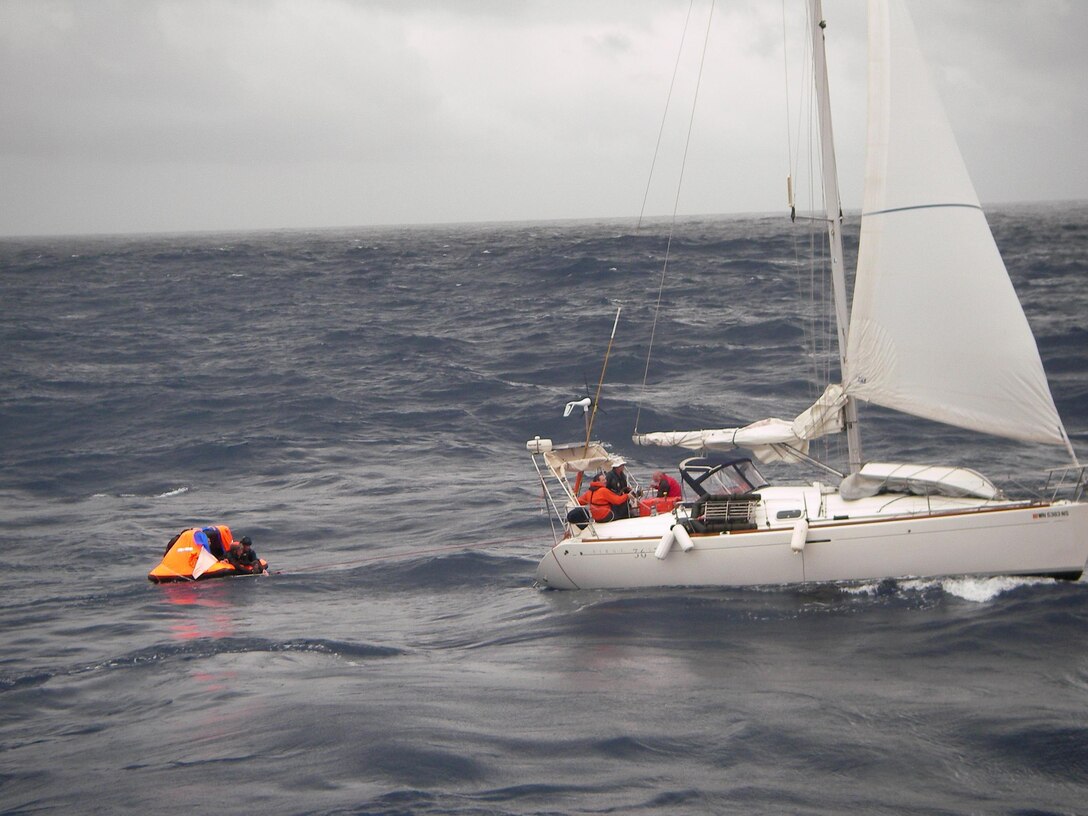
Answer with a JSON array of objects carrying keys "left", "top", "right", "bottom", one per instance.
[
  {"left": 845, "top": 0, "right": 1067, "bottom": 447},
  {"left": 633, "top": 385, "right": 846, "bottom": 463}
]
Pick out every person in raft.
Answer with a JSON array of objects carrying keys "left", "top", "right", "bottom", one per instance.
[
  {"left": 226, "top": 536, "right": 264, "bottom": 573},
  {"left": 579, "top": 472, "right": 633, "bottom": 523},
  {"left": 651, "top": 471, "right": 682, "bottom": 499}
]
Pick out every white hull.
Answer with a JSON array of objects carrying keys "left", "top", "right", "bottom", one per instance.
[{"left": 535, "top": 496, "right": 1088, "bottom": 591}]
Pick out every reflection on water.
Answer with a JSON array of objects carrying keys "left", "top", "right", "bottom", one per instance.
[{"left": 160, "top": 583, "right": 235, "bottom": 641}]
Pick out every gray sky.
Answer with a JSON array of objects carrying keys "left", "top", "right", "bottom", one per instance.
[{"left": 1, "top": 0, "right": 1085, "bottom": 237}]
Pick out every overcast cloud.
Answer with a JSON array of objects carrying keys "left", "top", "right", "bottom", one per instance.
[{"left": 1, "top": 0, "right": 1085, "bottom": 236}]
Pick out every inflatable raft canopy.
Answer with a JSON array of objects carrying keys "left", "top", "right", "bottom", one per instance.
[{"left": 148, "top": 525, "right": 268, "bottom": 583}]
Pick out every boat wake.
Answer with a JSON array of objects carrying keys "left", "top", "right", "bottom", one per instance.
[{"left": 843, "top": 574, "right": 1075, "bottom": 603}]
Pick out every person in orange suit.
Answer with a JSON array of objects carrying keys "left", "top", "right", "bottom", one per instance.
[{"left": 579, "top": 473, "right": 632, "bottom": 522}]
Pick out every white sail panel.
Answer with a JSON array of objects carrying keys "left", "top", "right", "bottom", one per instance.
[{"left": 846, "top": 0, "right": 1066, "bottom": 446}]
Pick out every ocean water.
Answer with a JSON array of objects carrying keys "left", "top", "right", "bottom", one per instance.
[{"left": 2, "top": 203, "right": 1087, "bottom": 815}]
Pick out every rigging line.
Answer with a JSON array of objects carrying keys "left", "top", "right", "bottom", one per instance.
[
  {"left": 282, "top": 536, "right": 544, "bottom": 575},
  {"left": 781, "top": 0, "right": 795, "bottom": 213},
  {"left": 781, "top": 0, "right": 791, "bottom": 166},
  {"left": 156, "top": 563, "right": 197, "bottom": 582},
  {"left": 637, "top": 0, "right": 698, "bottom": 232},
  {"left": 794, "top": 58, "right": 826, "bottom": 410},
  {"left": 785, "top": 5, "right": 811, "bottom": 198},
  {"left": 797, "top": 10, "right": 815, "bottom": 190},
  {"left": 634, "top": 0, "right": 717, "bottom": 434},
  {"left": 583, "top": 307, "right": 622, "bottom": 457},
  {"left": 809, "top": 72, "right": 831, "bottom": 407},
  {"left": 533, "top": 459, "right": 568, "bottom": 544},
  {"left": 790, "top": 21, "right": 818, "bottom": 404},
  {"left": 670, "top": 0, "right": 716, "bottom": 227},
  {"left": 573, "top": 309, "right": 622, "bottom": 500}
]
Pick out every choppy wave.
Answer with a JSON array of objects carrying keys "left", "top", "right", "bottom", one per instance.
[{"left": 1, "top": 207, "right": 1087, "bottom": 815}]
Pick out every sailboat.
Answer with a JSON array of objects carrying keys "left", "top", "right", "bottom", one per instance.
[{"left": 527, "top": 0, "right": 1088, "bottom": 590}]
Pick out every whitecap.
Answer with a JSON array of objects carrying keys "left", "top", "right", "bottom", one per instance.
[
  {"left": 155, "top": 486, "right": 190, "bottom": 498},
  {"left": 841, "top": 582, "right": 882, "bottom": 596},
  {"left": 897, "top": 578, "right": 943, "bottom": 594},
  {"left": 938, "top": 575, "right": 1052, "bottom": 603}
]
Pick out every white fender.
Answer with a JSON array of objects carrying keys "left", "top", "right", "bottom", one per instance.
[
  {"left": 673, "top": 524, "right": 695, "bottom": 552},
  {"left": 790, "top": 518, "right": 809, "bottom": 553},
  {"left": 654, "top": 529, "right": 675, "bottom": 560}
]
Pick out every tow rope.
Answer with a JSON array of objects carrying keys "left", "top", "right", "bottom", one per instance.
[{"left": 277, "top": 535, "right": 542, "bottom": 575}]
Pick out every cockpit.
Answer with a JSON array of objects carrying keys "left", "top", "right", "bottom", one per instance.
[{"left": 678, "top": 456, "right": 768, "bottom": 498}]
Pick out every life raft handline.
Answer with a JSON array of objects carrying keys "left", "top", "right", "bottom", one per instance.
[{"left": 281, "top": 536, "right": 540, "bottom": 575}]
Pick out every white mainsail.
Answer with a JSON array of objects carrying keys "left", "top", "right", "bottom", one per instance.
[{"left": 845, "top": 0, "right": 1067, "bottom": 447}]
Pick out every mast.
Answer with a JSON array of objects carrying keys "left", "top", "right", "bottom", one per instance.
[{"left": 809, "top": 0, "right": 863, "bottom": 473}]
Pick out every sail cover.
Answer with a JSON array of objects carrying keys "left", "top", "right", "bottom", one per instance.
[{"left": 845, "top": 0, "right": 1066, "bottom": 446}]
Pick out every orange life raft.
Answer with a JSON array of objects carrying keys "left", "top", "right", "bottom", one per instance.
[{"left": 148, "top": 526, "right": 268, "bottom": 583}]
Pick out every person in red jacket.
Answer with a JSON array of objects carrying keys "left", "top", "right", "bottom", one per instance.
[{"left": 651, "top": 471, "right": 682, "bottom": 499}]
